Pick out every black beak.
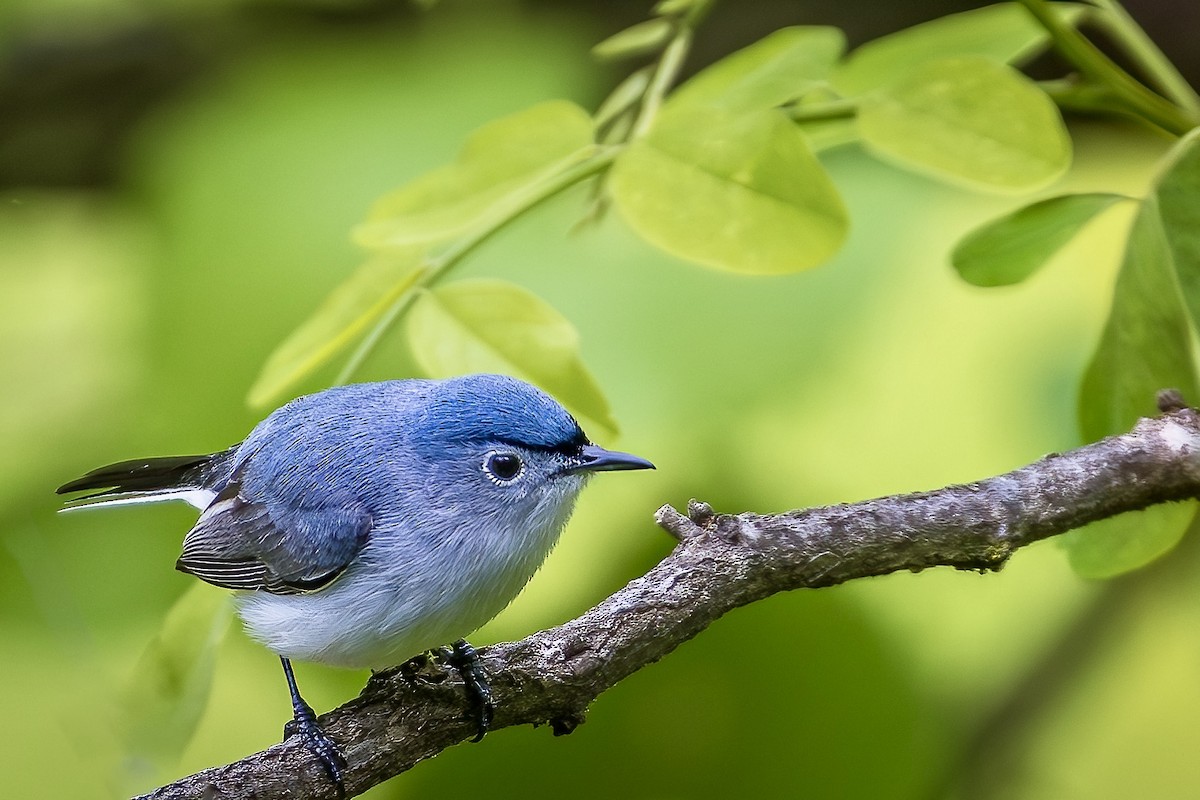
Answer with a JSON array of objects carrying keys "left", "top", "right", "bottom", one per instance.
[{"left": 569, "top": 444, "right": 655, "bottom": 473}]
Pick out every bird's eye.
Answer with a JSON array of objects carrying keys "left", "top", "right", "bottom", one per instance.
[{"left": 483, "top": 451, "right": 524, "bottom": 484}]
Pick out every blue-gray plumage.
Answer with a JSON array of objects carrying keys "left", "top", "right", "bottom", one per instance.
[{"left": 58, "top": 374, "right": 653, "bottom": 786}]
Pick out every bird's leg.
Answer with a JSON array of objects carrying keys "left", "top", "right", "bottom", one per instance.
[
  {"left": 280, "top": 656, "right": 347, "bottom": 796},
  {"left": 440, "top": 638, "right": 494, "bottom": 741}
]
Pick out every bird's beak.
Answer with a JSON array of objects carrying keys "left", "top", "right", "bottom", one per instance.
[{"left": 569, "top": 444, "right": 655, "bottom": 473}]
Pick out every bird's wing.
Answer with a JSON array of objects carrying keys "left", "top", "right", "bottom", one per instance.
[{"left": 177, "top": 481, "right": 372, "bottom": 595}]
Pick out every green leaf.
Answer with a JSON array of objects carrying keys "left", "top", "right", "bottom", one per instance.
[
  {"left": 1067, "top": 194, "right": 1200, "bottom": 577},
  {"left": 953, "top": 193, "right": 1128, "bottom": 286},
  {"left": 1155, "top": 129, "right": 1200, "bottom": 328},
  {"left": 119, "top": 583, "right": 233, "bottom": 766},
  {"left": 593, "top": 18, "right": 674, "bottom": 62},
  {"left": 667, "top": 26, "right": 846, "bottom": 114},
  {"left": 354, "top": 101, "right": 595, "bottom": 249},
  {"left": 832, "top": 2, "right": 1087, "bottom": 95},
  {"left": 249, "top": 250, "right": 425, "bottom": 408},
  {"left": 1063, "top": 504, "right": 1197, "bottom": 580},
  {"left": 1079, "top": 179, "right": 1200, "bottom": 441},
  {"left": 406, "top": 279, "right": 619, "bottom": 438},
  {"left": 858, "top": 56, "right": 1071, "bottom": 192},
  {"left": 609, "top": 106, "right": 848, "bottom": 274}
]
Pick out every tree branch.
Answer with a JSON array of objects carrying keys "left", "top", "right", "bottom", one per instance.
[{"left": 138, "top": 397, "right": 1200, "bottom": 800}]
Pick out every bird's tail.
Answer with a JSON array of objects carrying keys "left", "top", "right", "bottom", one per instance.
[{"left": 56, "top": 448, "right": 237, "bottom": 511}]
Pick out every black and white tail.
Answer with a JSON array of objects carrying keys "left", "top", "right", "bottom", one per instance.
[{"left": 57, "top": 448, "right": 238, "bottom": 511}]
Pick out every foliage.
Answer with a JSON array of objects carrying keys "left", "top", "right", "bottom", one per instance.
[
  {"left": 8, "top": 0, "right": 1200, "bottom": 796},
  {"left": 1066, "top": 132, "right": 1200, "bottom": 576},
  {"left": 951, "top": 192, "right": 1129, "bottom": 286},
  {"left": 252, "top": 0, "right": 1200, "bottom": 580}
]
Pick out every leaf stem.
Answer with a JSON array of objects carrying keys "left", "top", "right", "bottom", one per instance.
[
  {"left": 334, "top": 147, "right": 621, "bottom": 384},
  {"left": 1038, "top": 78, "right": 1138, "bottom": 120},
  {"left": 785, "top": 97, "right": 859, "bottom": 123},
  {"left": 427, "top": 148, "right": 619, "bottom": 274},
  {"left": 629, "top": 28, "right": 693, "bottom": 140},
  {"left": 1018, "top": 0, "right": 1196, "bottom": 135},
  {"left": 1088, "top": 0, "right": 1200, "bottom": 117},
  {"left": 332, "top": 282, "right": 422, "bottom": 386}
]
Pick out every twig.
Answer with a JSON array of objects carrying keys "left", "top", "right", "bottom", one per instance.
[{"left": 139, "top": 402, "right": 1200, "bottom": 799}]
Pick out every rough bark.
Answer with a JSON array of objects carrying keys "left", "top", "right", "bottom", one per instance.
[{"left": 138, "top": 398, "right": 1200, "bottom": 800}]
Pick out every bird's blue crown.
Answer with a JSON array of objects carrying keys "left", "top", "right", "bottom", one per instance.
[{"left": 411, "top": 374, "right": 587, "bottom": 453}]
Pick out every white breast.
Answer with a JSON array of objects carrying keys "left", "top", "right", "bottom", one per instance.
[{"left": 234, "top": 478, "right": 583, "bottom": 668}]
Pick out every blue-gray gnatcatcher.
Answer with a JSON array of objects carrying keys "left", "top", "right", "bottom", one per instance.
[{"left": 57, "top": 374, "right": 653, "bottom": 790}]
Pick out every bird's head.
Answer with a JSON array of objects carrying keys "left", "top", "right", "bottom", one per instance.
[{"left": 408, "top": 375, "right": 653, "bottom": 525}]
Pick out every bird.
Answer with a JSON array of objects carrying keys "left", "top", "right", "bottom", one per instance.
[{"left": 57, "top": 374, "right": 654, "bottom": 792}]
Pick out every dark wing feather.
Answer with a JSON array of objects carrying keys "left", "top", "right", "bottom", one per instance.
[
  {"left": 176, "top": 483, "right": 372, "bottom": 595},
  {"left": 57, "top": 448, "right": 239, "bottom": 511},
  {"left": 57, "top": 449, "right": 236, "bottom": 496}
]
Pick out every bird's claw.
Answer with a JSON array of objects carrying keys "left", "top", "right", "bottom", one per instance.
[
  {"left": 442, "top": 638, "right": 495, "bottom": 741},
  {"left": 281, "top": 657, "right": 347, "bottom": 797},
  {"left": 285, "top": 704, "right": 347, "bottom": 797}
]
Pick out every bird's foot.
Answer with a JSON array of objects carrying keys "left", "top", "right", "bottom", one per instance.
[
  {"left": 280, "top": 657, "right": 346, "bottom": 797},
  {"left": 440, "top": 638, "right": 494, "bottom": 741},
  {"left": 284, "top": 700, "right": 347, "bottom": 797}
]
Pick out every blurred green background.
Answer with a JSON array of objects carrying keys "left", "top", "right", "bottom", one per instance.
[{"left": 3, "top": 1, "right": 1200, "bottom": 798}]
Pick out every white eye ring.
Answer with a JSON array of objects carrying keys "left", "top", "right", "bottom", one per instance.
[{"left": 482, "top": 451, "right": 524, "bottom": 485}]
